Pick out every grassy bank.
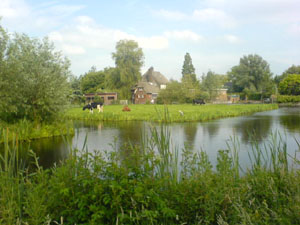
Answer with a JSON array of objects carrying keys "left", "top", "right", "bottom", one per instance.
[
  {"left": 0, "top": 119, "right": 74, "bottom": 142},
  {"left": 65, "top": 104, "right": 278, "bottom": 122},
  {"left": 0, "top": 127, "right": 299, "bottom": 224}
]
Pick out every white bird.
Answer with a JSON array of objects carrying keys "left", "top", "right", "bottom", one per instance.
[{"left": 179, "top": 110, "right": 184, "bottom": 116}]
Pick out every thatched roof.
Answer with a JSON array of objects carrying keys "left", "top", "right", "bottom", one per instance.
[
  {"left": 136, "top": 81, "right": 160, "bottom": 94},
  {"left": 141, "top": 67, "right": 168, "bottom": 86}
]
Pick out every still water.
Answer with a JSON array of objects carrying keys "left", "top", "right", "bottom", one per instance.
[{"left": 19, "top": 107, "right": 300, "bottom": 168}]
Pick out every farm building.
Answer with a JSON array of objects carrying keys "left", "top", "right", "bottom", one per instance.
[
  {"left": 84, "top": 92, "right": 117, "bottom": 105},
  {"left": 132, "top": 67, "right": 168, "bottom": 104}
]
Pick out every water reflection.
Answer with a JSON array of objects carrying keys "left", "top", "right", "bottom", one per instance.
[
  {"left": 183, "top": 123, "right": 198, "bottom": 146},
  {"left": 233, "top": 116, "right": 273, "bottom": 143},
  {"left": 279, "top": 115, "right": 300, "bottom": 133},
  {"left": 2, "top": 107, "right": 299, "bottom": 168}
]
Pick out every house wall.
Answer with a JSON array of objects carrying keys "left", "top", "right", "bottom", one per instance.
[
  {"left": 134, "top": 89, "right": 152, "bottom": 104},
  {"left": 85, "top": 93, "right": 117, "bottom": 105}
]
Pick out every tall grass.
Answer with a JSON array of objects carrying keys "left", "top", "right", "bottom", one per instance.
[
  {"left": 0, "top": 119, "right": 74, "bottom": 142},
  {"left": 0, "top": 125, "right": 299, "bottom": 224}
]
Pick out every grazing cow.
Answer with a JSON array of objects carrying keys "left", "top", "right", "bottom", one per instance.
[
  {"left": 83, "top": 102, "right": 104, "bottom": 113},
  {"left": 193, "top": 99, "right": 205, "bottom": 105}
]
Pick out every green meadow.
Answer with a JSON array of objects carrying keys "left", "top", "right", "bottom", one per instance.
[{"left": 65, "top": 104, "right": 278, "bottom": 122}]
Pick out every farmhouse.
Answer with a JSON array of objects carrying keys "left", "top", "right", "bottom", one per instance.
[
  {"left": 84, "top": 92, "right": 117, "bottom": 105},
  {"left": 132, "top": 67, "right": 168, "bottom": 104}
]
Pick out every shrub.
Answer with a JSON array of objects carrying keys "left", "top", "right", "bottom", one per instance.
[
  {"left": 277, "top": 95, "right": 300, "bottom": 103},
  {"left": 279, "top": 74, "right": 300, "bottom": 95}
]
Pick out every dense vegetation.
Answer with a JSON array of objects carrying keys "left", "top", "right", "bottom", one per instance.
[
  {"left": 279, "top": 74, "right": 300, "bottom": 96},
  {"left": 0, "top": 24, "right": 72, "bottom": 139},
  {"left": 66, "top": 104, "right": 278, "bottom": 122},
  {"left": 1, "top": 127, "right": 299, "bottom": 224},
  {"left": 277, "top": 95, "right": 300, "bottom": 103},
  {"left": 0, "top": 26, "right": 70, "bottom": 123}
]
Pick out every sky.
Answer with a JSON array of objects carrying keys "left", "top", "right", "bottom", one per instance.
[{"left": 0, "top": 0, "right": 300, "bottom": 80}]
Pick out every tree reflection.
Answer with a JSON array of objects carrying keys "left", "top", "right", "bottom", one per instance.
[
  {"left": 182, "top": 123, "right": 198, "bottom": 146},
  {"left": 233, "top": 116, "right": 272, "bottom": 143},
  {"left": 279, "top": 115, "right": 300, "bottom": 133},
  {"left": 202, "top": 121, "right": 220, "bottom": 138}
]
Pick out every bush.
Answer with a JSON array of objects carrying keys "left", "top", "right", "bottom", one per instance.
[
  {"left": 279, "top": 74, "right": 300, "bottom": 95},
  {"left": 277, "top": 95, "right": 300, "bottom": 103}
]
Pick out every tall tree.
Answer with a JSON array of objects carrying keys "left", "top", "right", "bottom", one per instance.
[
  {"left": 182, "top": 53, "right": 196, "bottom": 83},
  {"left": 228, "top": 54, "right": 273, "bottom": 96},
  {"left": 112, "top": 40, "right": 144, "bottom": 99},
  {"left": 0, "top": 26, "right": 70, "bottom": 122}
]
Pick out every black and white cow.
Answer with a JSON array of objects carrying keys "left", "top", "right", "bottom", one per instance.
[
  {"left": 193, "top": 99, "right": 205, "bottom": 105},
  {"left": 83, "top": 102, "right": 104, "bottom": 113}
]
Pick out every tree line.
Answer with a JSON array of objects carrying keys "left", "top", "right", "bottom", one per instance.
[{"left": 1, "top": 22, "right": 299, "bottom": 124}]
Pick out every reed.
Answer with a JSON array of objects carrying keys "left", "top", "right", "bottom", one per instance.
[{"left": 0, "top": 125, "right": 299, "bottom": 224}]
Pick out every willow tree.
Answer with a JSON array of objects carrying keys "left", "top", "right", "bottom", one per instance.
[
  {"left": 0, "top": 25, "right": 71, "bottom": 122},
  {"left": 112, "top": 40, "right": 144, "bottom": 99}
]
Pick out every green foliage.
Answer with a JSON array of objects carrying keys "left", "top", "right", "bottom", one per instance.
[
  {"left": 157, "top": 80, "right": 202, "bottom": 104},
  {"left": 80, "top": 70, "right": 105, "bottom": 94},
  {"left": 278, "top": 74, "right": 300, "bottom": 95},
  {"left": 277, "top": 95, "right": 300, "bottom": 103},
  {"left": 0, "top": 25, "right": 70, "bottom": 122},
  {"left": 228, "top": 54, "right": 273, "bottom": 96},
  {"left": 157, "top": 80, "right": 186, "bottom": 104},
  {"left": 201, "top": 71, "right": 227, "bottom": 100},
  {"left": 0, "top": 119, "right": 74, "bottom": 142},
  {"left": 275, "top": 65, "right": 300, "bottom": 84},
  {"left": 112, "top": 40, "right": 144, "bottom": 99},
  {"left": 0, "top": 128, "right": 299, "bottom": 224},
  {"left": 182, "top": 53, "right": 196, "bottom": 83},
  {"left": 69, "top": 75, "right": 85, "bottom": 105}
]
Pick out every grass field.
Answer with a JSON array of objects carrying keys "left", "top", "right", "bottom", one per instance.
[{"left": 65, "top": 104, "right": 279, "bottom": 122}]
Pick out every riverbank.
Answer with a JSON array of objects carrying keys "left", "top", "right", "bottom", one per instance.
[
  {"left": 0, "top": 119, "right": 74, "bottom": 142},
  {"left": 1, "top": 127, "right": 299, "bottom": 224},
  {"left": 65, "top": 104, "right": 278, "bottom": 122}
]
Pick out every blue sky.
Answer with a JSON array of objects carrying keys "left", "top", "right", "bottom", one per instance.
[{"left": 1, "top": 0, "right": 300, "bottom": 80}]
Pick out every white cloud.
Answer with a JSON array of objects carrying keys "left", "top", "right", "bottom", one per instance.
[
  {"left": 155, "top": 9, "right": 187, "bottom": 21},
  {"left": 49, "top": 16, "right": 169, "bottom": 56},
  {"left": 62, "top": 44, "right": 86, "bottom": 55},
  {"left": 164, "top": 30, "right": 203, "bottom": 42},
  {"left": 155, "top": 8, "right": 236, "bottom": 28},
  {"left": 0, "top": 0, "right": 30, "bottom": 19},
  {"left": 192, "top": 8, "right": 236, "bottom": 28},
  {"left": 0, "top": 0, "right": 84, "bottom": 32},
  {"left": 224, "top": 34, "right": 240, "bottom": 44}
]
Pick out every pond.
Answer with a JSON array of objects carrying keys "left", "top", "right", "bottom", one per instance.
[{"left": 11, "top": 107, "right": 300, "bottom": 169}]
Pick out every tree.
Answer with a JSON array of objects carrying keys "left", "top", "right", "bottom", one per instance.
[
  {"left": 157, "top": 80, "right": 186, "bottom": 104},
  {"left": 279, "top": 74, "right": 300, "bottom": 95},
  {"left": 228, "top": 54, "right": 273, "bottom": 97},
  {"left": 182, "top": 53, "right": 196, "bottom": 83},
  {"left": 80, "top": 70, "right": 105, "bottom": 94},
  {"left": 112, "top": 40, "right": 144, "bottom": 99},
  {"left": 274, "top": 65, "right": 300, "bottom": 85},
  {"left": 201, "top": 71, "right": 227, "bottom": 100},
  {"left": 0, "top": 26, "right": 70, "bottom": 122}
]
